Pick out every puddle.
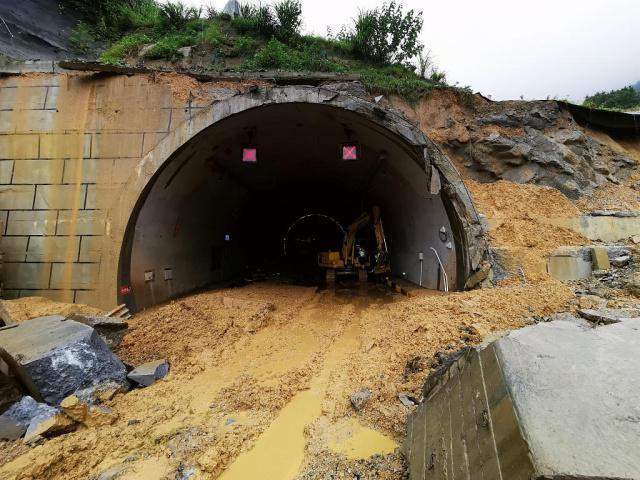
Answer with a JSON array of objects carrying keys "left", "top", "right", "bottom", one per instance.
[
  {"left": 218, "top": 387, "right": 324, "bottom": 480},
  {"left": 326, "top": 418, "right": 397, "bottom": 460}
]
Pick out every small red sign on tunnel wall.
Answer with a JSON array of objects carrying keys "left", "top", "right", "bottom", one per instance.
[
  {"left": 243, "top": 148, "right": 257, "bottom": 163},
  {"left": 342, "top": 145, "right": 358, "bottom": 161}
]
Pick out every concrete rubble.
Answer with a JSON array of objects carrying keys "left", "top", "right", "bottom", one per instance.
[
  {"left": 405, "top": 316, "right": 640, "bottom": 479},
  {"left": 127, "top": 359, "right": 170, "bottom": 387}
]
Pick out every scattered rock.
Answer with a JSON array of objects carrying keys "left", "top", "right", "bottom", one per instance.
[
  {"left": 127, "top": 359, "right": 170, "bottom": 387},
  {"left": 127, "top": 419, "right": 141, "bottom": 426},
  {"left": 0, "top": 415, "right": 26, "bottom": 440},
  {"left": 83, "top": 405, "right": 118, "bottom": 428},
  {"left": 60, "top": 395, "right": 88, "bottom": 422},
  {"left": 610, "top": 255, "right": 630, "bottom": 268},
  {"left": 464, "top": 261, "right": 491, "bottom": 289},
  {"left": 2, "top": 396, "right": 57, "bottom": 430},
  {"left": 577, "top": 294, "right": 606, "bottom": 310},
  {"left": 398, "top": 393, "right": 418, "bottom": 407},
  {"left": 177, "top": 46, "right": 192, "bottom": 60},
  {"left": 403, "top": 356, "right": 426, "bottom": 377},
  {"left": 23, "top": 409, "right": 75, "bottom": 444},
  {"left": 138, "top": 43, "right": 156, "bottom": 58},
  {"left": 631, "top": 235, "right": 640, "bottom": 244},
  {"left": 67, "top": 314, "right": 129, "bottom": 349},
  {"left": 95, "top": 464, "right": 129, "bottom": 480},
  {"left": 591, "top": 246, "right": 611, "bottom": 271},
  {"left": 350, "top": 388, "right": 372, "bottom": 411},
  {"left": 75, "top": 380, "right": 127, "bottom": 404}
]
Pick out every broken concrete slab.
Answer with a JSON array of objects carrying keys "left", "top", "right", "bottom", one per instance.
[
  {"left": 127, "top": 359, "right": 169, "bottom": 387},
  {"left": 547, "top": 246, "right": 592, "bottom": 281},
  {"left": 0, "top": 316, "right": 128, "bottom": 405},
  {"left": 591, "top": 246, "right": 611, "bottom": 270},
  {"left": 577, "top": 307, "right": 640, "bottom": 325},
  {"left": 406, "top": 317, "right": 640, "bottom": 479}
]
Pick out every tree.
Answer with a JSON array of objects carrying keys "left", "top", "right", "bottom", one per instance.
[
  {"left": 349, "top": 2, "right": 423, "bottom": 65},
  {"left": 584, "top": 85, "right": 640, "bottom": 110}
]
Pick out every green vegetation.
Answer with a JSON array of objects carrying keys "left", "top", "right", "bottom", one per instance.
[
  {"left": 62, "top": 0, "right": 452, "bottom": 101},
  {"left": 100, "top": 32, "right": 152, "bottom": 64},
  {"left": 583, "top": 85, "right": 640, "bottom": 111}
]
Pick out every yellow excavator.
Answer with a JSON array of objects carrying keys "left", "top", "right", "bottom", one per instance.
[{"left": 318, "top": 206, "right": 391, "bottom": 284}]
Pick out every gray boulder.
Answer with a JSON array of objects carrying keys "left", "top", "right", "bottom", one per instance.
[
  {"left": 127, "top": 359, "right": 169, "bottom": 387},
  {"left": 0, "top": 316, "right": 128, "bottom": 405}
]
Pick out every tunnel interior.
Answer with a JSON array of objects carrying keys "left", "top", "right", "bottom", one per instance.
[{"left": 121, "top": 103, "right": 461, "bottom": 310}]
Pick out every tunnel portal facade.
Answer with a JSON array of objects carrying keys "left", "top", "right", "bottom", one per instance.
[
  {"left": 115, "top": 85, "right": 486, "bottom": 310},
  {"left": 0, "top": 72, "right": 485, "bottom": 309}
]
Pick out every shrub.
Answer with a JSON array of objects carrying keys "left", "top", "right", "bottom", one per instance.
[
  {"left": 230, "top": 36, "right": 260, "bottom": 56},
  {"left": 70, "top": 22, "right": 95, "bottom": 54},
  {"left": 231, "top": 4, "right": 276, "bottom": 38},
  {"left": 245, "top": 38, "right": 345, "bottom": 72},
  {"left": 201, "top": 22, "right": 225, "bottom": 46},
  {"left": 144, "top": 33, "right": 194, "bottom": 60},
  {"left": 99, "top": 32, "right": 152, "bottom": 63},
  {"left": 358, "top": 64, "right": 436, "bottom": 102},
  {"left": 158, "top": 2, "right": 201, "bottom": 32},
  {"left": 349, "top": 1, "right": 423, "bottom": 65},
  {"left": 273, "top": 0, "right": 302, "bottom": 44}
]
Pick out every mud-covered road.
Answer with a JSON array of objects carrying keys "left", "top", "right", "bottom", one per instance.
[{"left": 0, "top": 279, "right": 572, "bottom": 480}]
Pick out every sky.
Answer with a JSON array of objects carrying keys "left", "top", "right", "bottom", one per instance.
[{"left": 172, "top": 0, "right": 640, "bottom": 102}]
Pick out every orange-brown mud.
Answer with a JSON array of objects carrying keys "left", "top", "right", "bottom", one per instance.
[{"left": 0, "top": 279, "right": 573, "bottom": 480}]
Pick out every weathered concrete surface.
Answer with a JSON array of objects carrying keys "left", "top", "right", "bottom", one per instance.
[
  {"left": 547, "top": 246, "right": 593, "bottom": 281},
  {"left": 0, "top": 316, "right": 128, "bottom": 405},
  {"left": 406, "top": 318, "right": 640, "bottom": 479}
]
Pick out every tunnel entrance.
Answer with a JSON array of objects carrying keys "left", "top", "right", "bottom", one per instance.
[{"left": 118, "top": 98, "right": 475, "bottom": 310}]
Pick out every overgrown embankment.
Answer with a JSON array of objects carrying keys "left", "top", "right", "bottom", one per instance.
[{"left": 59, "top": 0, "right": 454, "bottom": 100}]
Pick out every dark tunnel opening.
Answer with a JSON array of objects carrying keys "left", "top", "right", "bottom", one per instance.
[{"left": 119, "top": 102, "right": 462, "bottom": 310}]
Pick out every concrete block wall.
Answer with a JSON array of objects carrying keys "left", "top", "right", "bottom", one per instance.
[{"left": 0, "top": 73, "right": 186, "bottom": 306}]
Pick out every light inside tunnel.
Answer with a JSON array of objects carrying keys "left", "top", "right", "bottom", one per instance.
[{"left": 120, "top": 102, "right": 462, "bottom": 310}]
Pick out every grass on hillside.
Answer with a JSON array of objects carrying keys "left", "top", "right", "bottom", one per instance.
[{"left": 65, "top": 0, "right": 453, "bottom": 102}]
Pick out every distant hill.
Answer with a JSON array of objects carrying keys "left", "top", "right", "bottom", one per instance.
[{"left": 584, "top": 84, "right": 640, "bottom": 111}]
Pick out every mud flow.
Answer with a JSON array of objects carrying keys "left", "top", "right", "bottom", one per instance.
[{"left": 0, "top": 278, "right": 572, "bottom": 479}]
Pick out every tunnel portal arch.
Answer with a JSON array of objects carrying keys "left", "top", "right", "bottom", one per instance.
[{"left": 99, "top": 85, "right": 485, "bottom": 310}]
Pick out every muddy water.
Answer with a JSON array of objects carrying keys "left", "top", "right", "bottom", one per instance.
[{"left": 220, "top": 292, "right": 397, "bottom": 479}]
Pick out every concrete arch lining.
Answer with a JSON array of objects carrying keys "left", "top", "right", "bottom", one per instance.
[{"left": 98, "top": 85, "right": 486, "bottom": 309}]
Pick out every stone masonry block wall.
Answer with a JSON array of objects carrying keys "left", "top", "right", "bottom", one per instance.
[{"left": 0, "top": 73, "right": 187, "bottom": 306}]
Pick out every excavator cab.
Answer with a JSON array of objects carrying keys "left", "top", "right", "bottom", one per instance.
[{"left": 318, "top": 206, "right": 390, "bottom": 285}]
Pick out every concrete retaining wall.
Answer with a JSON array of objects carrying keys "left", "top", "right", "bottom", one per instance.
[
  {"left": 0, "top": 73, "right": 180, "bottom": 305},
  {"left": 406, "top": 318, "right": 640, "bottom": 479}
]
